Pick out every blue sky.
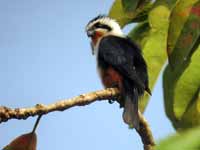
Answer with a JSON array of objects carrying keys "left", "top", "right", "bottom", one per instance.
[{"left": 0, "top": 0, "right": 174, "bottom": 150}]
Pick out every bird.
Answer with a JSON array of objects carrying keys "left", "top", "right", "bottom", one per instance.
[{"left": 85, "top": 15, "right": 151, "bottom": 130}]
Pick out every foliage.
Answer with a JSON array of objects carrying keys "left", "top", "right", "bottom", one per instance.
[
  {"left": 109, "top": 0, "right": 200, "bottom": 148},
  {"left": 109, "top": 0, "right": 200, "bottom": 130},
  {"left": 164, "top": 0, "right": 200, "bottom": 130},
  {"left": 156, "top": 127, "right": 200, "bottom": 150}
]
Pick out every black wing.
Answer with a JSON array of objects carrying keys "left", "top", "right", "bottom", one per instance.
[{"left": 98, "top": 35, "right": 149, "bottom": 92}]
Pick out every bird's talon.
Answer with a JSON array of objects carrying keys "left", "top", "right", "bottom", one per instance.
[{"left": 108, "top": 100, "right": 114, "bottom": 104}]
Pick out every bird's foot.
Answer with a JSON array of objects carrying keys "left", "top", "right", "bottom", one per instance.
[{"left": 108, "top": 99, "right": 115, "bottom": 104}]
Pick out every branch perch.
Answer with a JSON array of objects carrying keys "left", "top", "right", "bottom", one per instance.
[
  {"left": 0, "top": 88, "right": 155, "bottom": 150},
  {"left": 137, "top": 111, "right": 155, "bottom": 150}
]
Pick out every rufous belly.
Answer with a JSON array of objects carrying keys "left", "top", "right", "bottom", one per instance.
[{"left": 98, "top": 66, "right": 123, "bottom": 90}]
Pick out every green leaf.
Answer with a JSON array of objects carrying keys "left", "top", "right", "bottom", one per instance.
[
  {"left": 163, "top": 46, "right": 200, "bottom": 129},
  {"left": 156, "top": 127, "right": 200, "bottom": 150},
  {"left": 109, "top": 0, "right": 152, "bottom": 27},
  {"left": 3, "top": 132, "right": 37, "bottom": 150},
  {"left": 109, "top": 0, "right": 132, "bottom": 27},
  {"left": 128, "top": 21, "right": 150, "bottom": 46},
  {"left": 128, "top": 1, "right": 170, "bottom": 112},
  {"left": 122, "top": 0, "right": 140, "bottom": 12},
  {"left": 148, "top": 3, "right": 171, "bottom": 30},
  {"left": 179, "top": 88, "right": 200, "bottom": 129},
  {"left": 170, "top": 0, "right": 179, "bottom": 7},
  {"left": 167, "top": 0, "right": 200, "bottom": 68}
]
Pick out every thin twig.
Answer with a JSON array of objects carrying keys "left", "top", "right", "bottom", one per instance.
[
  {"left": 32, "top": 115, "right": 42, "bottom": 133},
  {"left": 0, "top": 88, "right": 155, "bottom": 150}
]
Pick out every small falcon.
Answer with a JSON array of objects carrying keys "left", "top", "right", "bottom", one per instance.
[{"left": 86, "top": 15, "right": 151, "bottom": 129}]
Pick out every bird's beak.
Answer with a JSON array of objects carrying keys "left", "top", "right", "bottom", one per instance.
[{"left": 87, "top": 29, "right": 95, "bottom": 37}]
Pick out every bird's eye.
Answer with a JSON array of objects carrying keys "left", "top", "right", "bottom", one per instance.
[{"left": 94, "top": 23, "right": 112, "bottom": 31}]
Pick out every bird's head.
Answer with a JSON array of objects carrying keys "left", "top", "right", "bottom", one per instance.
[{"left": 86, "top": 15, "right": 123, "bottom": 46}]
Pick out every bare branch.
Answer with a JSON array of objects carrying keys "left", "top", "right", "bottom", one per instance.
[
  {"left": 137, "top": 111, "right": 155, "bottom": 150},
  {"left": 0, "top": 88, "right": 119, "bottom": 123},
  {"left": 0, "top": 88, "right": 155, "bottom": 150}
]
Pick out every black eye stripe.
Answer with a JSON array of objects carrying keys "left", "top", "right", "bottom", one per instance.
[{"left": 93, "top": 23, "right": 112, "bottom": 31}]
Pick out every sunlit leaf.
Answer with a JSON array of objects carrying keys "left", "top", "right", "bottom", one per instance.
[
  {"left": 163, "top": 46, "right": 200, "bottom": 129},
  {"left": 109, "top": 0, "right": 152, "bottom": 27},
  {"left": 156, "top": 126, "right": 200, "bottom": 150},
  {"left": 109, "top": 0, "right": 132, "bottom": 27},
  {"left": 167, "top": 0, "right": 200, "bottom": 68},
  {"left": 179, "top": 89, "right": 200, "bottom": 129}
]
